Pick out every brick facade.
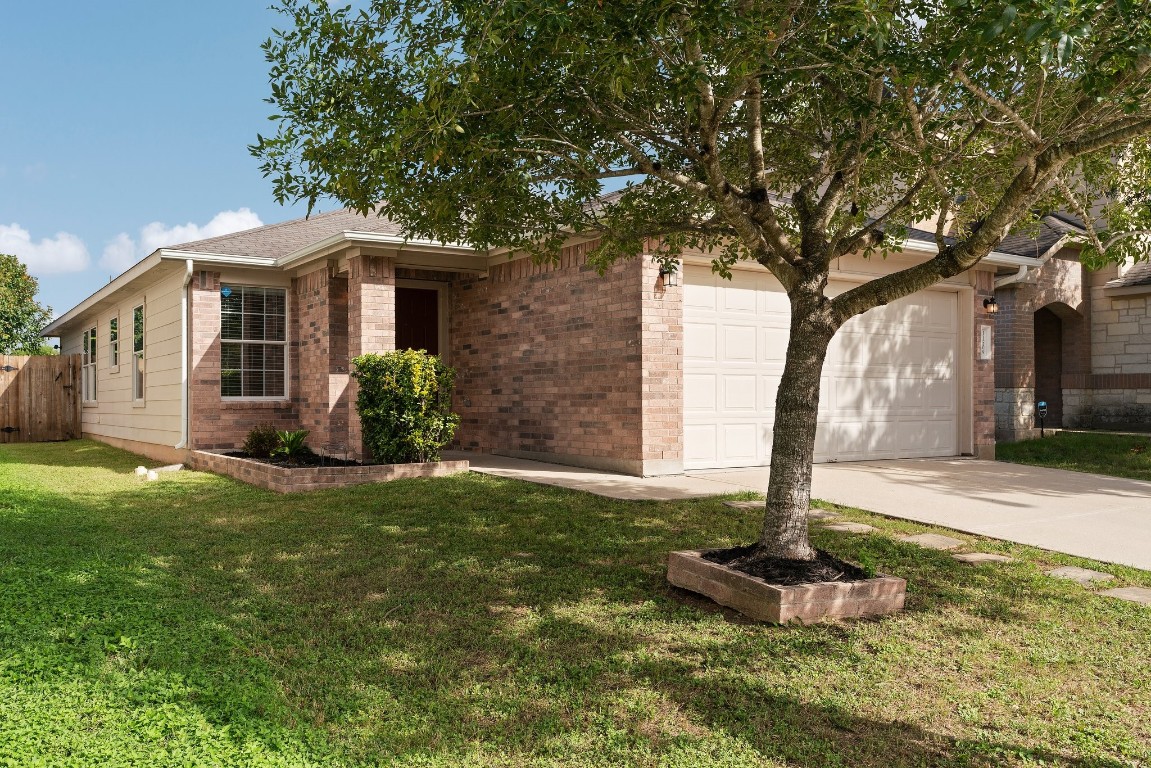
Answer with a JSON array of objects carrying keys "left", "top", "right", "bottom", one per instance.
[
  {"left": 993, "top": 251, "right": 1090, "bottom": 440},
  {"left": 449, "top": 241, "right": 683, "bottom": 475},
  {"left": 996, "top": 253, "right": 1151, "bottom": 436},
  {"left": 972, "top": 270, "right": 996, "bottom": 458},
  {"left": 189, "top": 270, "right": 299, "bottom": 450}
]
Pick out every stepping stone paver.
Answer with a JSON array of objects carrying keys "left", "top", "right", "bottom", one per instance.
[
  {"left": 953, "top": 552, "right": 1015, "bottom": 564},
  {"left": 899, "top": 533, "right": 964, "bottom": 550},
  {"left": 1045, "top": 566, "right": 1115, "bottom": 586},
  {"left": 723, "top": 501, "right": 764, "bottom": 510},
  {"left": 822, "top": 522, "right": 876, "bottom": 534},
  {"left": 808, "top": 510, "right": 840, "bottom": 520},
  {"left": 1099, "top": 587, "right": 1151, "bottom": 605}
]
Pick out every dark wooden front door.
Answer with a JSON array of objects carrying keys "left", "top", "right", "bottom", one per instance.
[{"left": 395, "top": 287, "right": 440, "bottom": 355}]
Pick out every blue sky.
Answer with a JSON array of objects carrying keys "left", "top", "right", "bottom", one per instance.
[{"left": 1, "top": 1, "right": 334, "bottom": 317}]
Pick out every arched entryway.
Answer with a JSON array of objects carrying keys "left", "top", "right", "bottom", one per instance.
[{"left": 1034, "top": 306, "right": 1064, "bottom": 426}]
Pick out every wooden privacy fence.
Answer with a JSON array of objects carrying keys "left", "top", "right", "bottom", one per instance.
[{"left": 0, "top": 355, "right": 81, "bottom": 443}]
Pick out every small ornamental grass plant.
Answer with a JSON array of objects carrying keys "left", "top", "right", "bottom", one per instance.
[{"left": 352, "top": 350, "right": 459, "bottom": 464}]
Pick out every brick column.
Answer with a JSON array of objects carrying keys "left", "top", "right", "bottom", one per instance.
[
  {"left": 189, "top": 271, "right": 224, "bottom": 448},
  {"left": 295, "top": 266, "right": 334, "bottom": 448},
  {"left": 347, "top": 254, "right": 396, "bottom": 460},
  {"left": 972, "top": 270, "right": 996, "bottom": 459},
  {"left": 640, "top": 256, "right": 684, "bottom": 475}
]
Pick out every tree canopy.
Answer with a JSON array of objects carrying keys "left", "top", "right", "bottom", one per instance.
[
  {"left": 0, "top": 254, "right": 52, "bottom": 355},
  {"left": 254, "top": 0, "right": 1151, "bottom": 561}
]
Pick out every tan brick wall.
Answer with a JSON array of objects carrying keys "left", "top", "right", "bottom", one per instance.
[
  {"left": 189, "top": 270, "right": 299, "bottom": 450},
  {"left": 449, "top": 241, "right": 681, "bottom": 475},
  {"left": 294, "top": 266, "right": 351, "bottom": 450},
  {"left": 347, "top": 254, "right": 396, "bottom": 460},
  {"left": 639, "top": 258, "right": 683, "bottom": 473}
]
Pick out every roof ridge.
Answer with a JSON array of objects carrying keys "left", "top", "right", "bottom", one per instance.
[{"left": 171, "top": 206, "right": 375, "bottom": 251}]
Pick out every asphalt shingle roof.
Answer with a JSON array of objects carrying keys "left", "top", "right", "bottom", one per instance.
[
  {"left": 163, "top": 195, "right": 1081, "bottom": 262},
  {"left": 168, "top": 208, "right": 404, "bottom": 259},
  {"left": 1106, "top": 261, "right": 1151, "bottom": 289}
]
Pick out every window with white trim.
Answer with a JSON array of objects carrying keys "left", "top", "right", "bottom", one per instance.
[
  {"left": 109, "top": 315, "right": 119, "bottom": 368},
  {"left": 220, "top": 285, "right": 287, "bottom": 398},
  {"left": 81, "top": 326, "right": 97, "bottom": 402},
  {"left": 132, "top": 305, "right": 145, "bottom": 401}
]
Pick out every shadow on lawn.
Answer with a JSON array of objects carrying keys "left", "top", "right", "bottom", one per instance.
[{"left": 0, "top": 445, "right": 1139, "bottom": 767}]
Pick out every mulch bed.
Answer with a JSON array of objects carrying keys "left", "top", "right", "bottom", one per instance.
[
  {"left": 224, "top": 451, "right": 366, "bottom": 468},
  {"left": 703, "top": 544, "right": 870, "bottom": 586}
]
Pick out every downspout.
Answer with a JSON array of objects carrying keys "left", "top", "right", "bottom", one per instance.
[
  {"left": 994, "top": 236, "right": 1070, "bottom": 289},
  {"left": 174, "top": 259, "right": 194, "bottom": 450}
]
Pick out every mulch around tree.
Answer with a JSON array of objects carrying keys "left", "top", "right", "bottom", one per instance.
[{"left": 703, "top": 544, "right": 870, "bottom": 586}]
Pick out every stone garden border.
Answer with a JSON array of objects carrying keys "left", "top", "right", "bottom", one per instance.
[
  {"left": 191, "top": 450, "right": 469, "bottom": 493},
  {"left": 667, "top": 549, "right": 906, "bottom": 624}
]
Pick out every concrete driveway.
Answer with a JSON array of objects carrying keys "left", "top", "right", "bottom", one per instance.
[{"left": 465, "top": 454, "right": 1151, "bottom": 571}]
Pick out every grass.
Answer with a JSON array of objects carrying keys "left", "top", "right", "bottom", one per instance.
[
  {"left": 996, "top": 431, "right": 1151, "bottom": 482},
  {"left": 0, "top": 440, "right": 1149, "bottom": 767}
]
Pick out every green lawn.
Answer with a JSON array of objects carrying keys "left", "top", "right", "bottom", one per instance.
[
  {"left": 1, "top": 440, "right": 1149, "bottom": 767},
  {"left": 996, "top": 431, "right": 1151, "bottom": 482}
]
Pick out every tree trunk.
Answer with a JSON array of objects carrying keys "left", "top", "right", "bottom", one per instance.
[{"left": 755, "top": 295, "right": 837, "bottom": 561}]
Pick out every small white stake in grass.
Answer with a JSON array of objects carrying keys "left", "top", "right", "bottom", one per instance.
[
  {"left": 135, "top": 466, "right": 148, "bottom": 476},
  {"left": 146, "top": 470, "right": 159, "bottom": 482}
]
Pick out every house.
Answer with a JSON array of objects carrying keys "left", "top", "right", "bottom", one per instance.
[
  {"left": 45, "top": 207, "right": 1051, "bottom": 474},
  {"left": 993, "top": 216, "right": 1151, "bottom": 439}
]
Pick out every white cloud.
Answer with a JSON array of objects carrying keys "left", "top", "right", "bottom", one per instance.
[
  {"left": 0, "top": 223, "right": 91, "bottom": 274},
  {"left": 100, "top": 208, "right": 264, "bottom": 273}
]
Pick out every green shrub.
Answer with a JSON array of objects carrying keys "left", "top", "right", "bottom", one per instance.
[
  {"left": 242, "top": 424, "right": 280, "bottom": 458},
  {"left": 272, "top": 429, "right": 311, "bottom": 464},
  {"left": 352, "top": 350, "right": 460, "bottom": 464}
]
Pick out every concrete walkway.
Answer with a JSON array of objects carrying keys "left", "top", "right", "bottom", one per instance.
[{"left": 462, "top": 453, "right": 1151, "bottom": 571}]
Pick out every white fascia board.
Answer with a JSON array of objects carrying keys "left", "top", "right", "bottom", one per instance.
[
  {"left": 897, "top": 236, "right": 1041, "bottom": 267},
  {"left": 277, "top": 230, "right": 482, "bottom": 270},
  {"left": 42, "top": 252, "right": 167, "bottom": 336},
  {"left": 158, "top": 249, "right": 278, "bottom": 268}
]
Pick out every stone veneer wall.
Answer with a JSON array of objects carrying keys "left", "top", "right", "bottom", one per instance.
[{"left": 449, "top": 241, "right": 683, "bottom": 476}]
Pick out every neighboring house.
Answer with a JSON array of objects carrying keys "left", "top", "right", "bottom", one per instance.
[
  {"left": 45, "top": 207, "right": 1047, "bottom": 474},
  {"left": 993, "top": 215, "right": 1151, "bottom": 439}
]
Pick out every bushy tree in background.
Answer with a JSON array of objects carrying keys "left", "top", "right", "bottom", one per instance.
[
  {"left": 255, "top": 0, "right": 1151, "bottom": 563},
  {"left": 0, "top": 254, "right": 52, "bottom": 355}
]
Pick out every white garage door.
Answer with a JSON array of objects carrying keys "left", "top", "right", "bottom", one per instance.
[{"left": 684, "top": 265, "right": 959, "bottom": 469}]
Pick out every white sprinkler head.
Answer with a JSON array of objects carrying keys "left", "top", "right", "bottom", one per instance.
[{"left": 135, "top": 466, "right": 148, "bottom": 476}]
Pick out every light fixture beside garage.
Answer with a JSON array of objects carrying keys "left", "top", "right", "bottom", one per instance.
[
  {"left": 983, "top": 297, "right": 999, "bottom": 314},
  {"left": 658, "top": 263, "right": 680, "bottom": 287}
]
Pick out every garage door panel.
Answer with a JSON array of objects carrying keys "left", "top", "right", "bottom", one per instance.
[
  {"left": 761, "top": 327, "right": 789, "bottom": 362},
  {"left": 684, "top": 279, "right": 717, "bottom": 311},
  {"left": 723, "top": 375, "right": 758, "bottom": 411},
  {"left": 684, "top": 424, "right": 719, "bottom": 465},
  {"left": 722, "top": 325, "right": 758, "bottom": 363},
  {"left": 684, "top": 373, "right": 718, "bottom": 412},
  {"left": 684, "top": 322, "right": 718, "bottom": 361},
  {"left": 722, "top": 424, "right": 759, "bottom": 461},
  {"left": 722, "top": 282, "right": 759, "bottom": 313},
  {"left": 684, "top": 265, "right": 960, "bottom": 469}
]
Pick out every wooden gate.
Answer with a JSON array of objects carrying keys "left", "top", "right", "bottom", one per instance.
[{"left": 0, "top": 355, "right": 81, "bottom": 443}]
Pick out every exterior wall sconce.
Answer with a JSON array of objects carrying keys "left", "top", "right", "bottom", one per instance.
[
  {"left": 983, "top": 297, "right": 999, "bottom": 314},
  {"left": 659, "top": 265, "right": 680, "bottom": 287}
]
